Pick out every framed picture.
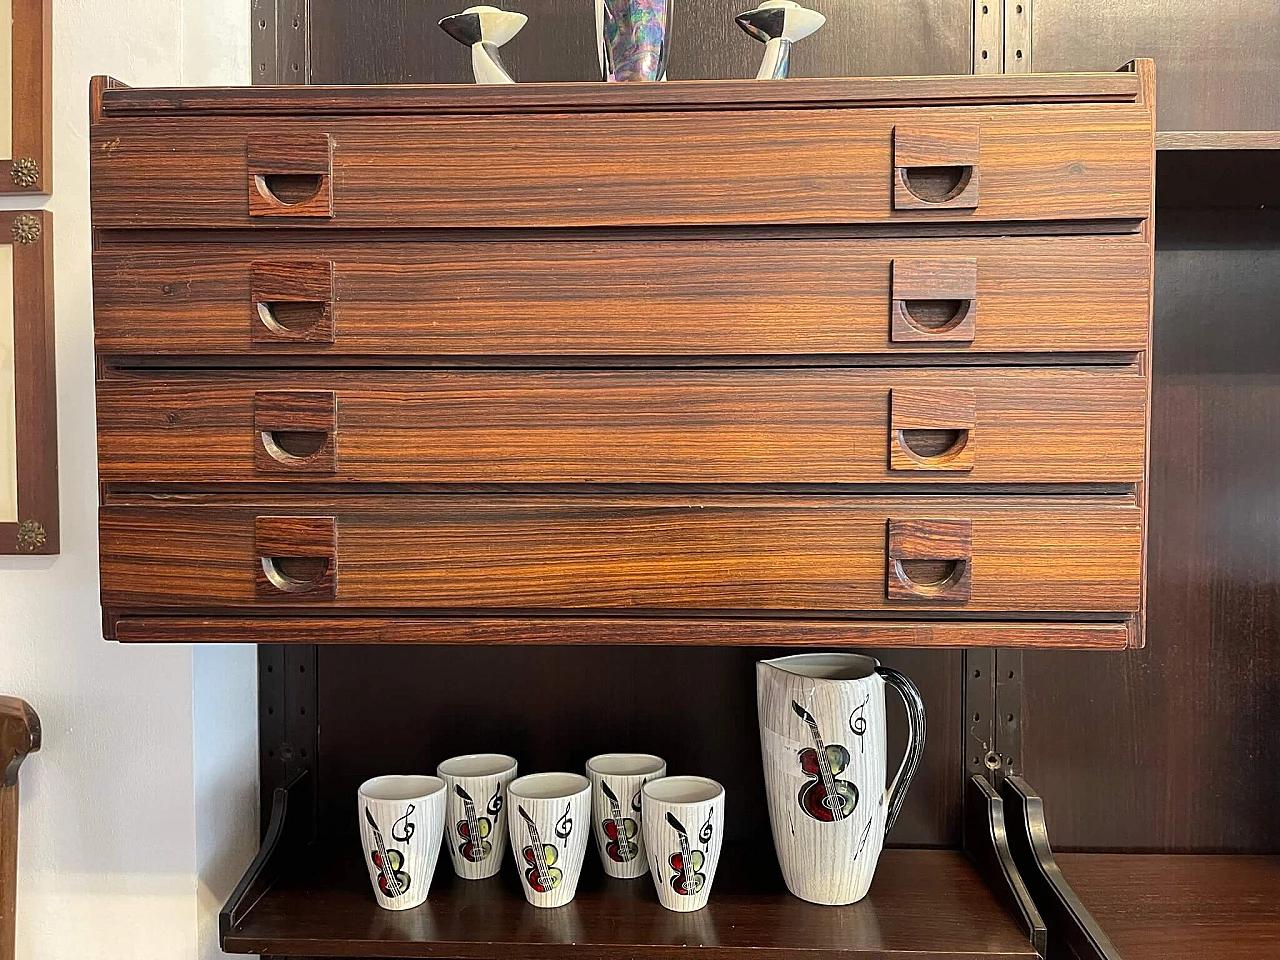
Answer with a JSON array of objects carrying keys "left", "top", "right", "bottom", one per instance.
[
  {"left": 0, "top": 211, "right": 56, "bottom": 554},
  {"left": 2, "top": 0, "right": 51, "bottom": 194}
]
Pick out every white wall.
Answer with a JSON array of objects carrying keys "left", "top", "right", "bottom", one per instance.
[{"left": 0, "top": 2, "right": 257, "bottom": 958}]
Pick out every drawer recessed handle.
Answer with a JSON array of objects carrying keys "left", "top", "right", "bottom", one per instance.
[
  {"left": 898, "top": 166, "right": 975, "bottom": 204},
  {"left": 260, "top": 429, "right": 330, "bottom": 465},
  {"left": 896, "top": 427, "right": 969, "bottom": 464},
  {"left": 260, "top": 556, "right": 332, "bottom": 593},
  {"left": 254, "top": 173, "right": 325, "bottom": 208},
  {"left": 891, "top": 258, "right": 978, "bottom": 343},
  {"left": 254, "top": 516, "right": 338, "bottom": 600},
  {"left": 890, "top": 559, "right": 969, "bottom": 598},
  {"left": 256, "top": 300, "right": 328, "bottom": 337},
  {"left": 253, "top": 391, "right": 338, "bottom": 474},
  {"left": 893, "top": 125, "right": 981, "bottom": 211},
  {"left": 247, "top": 134, "right": 334, "bottom": 219},
  {"left": 251, "top": 260, "right": 336, "bottom": 344},
  {"left": 887, "top": 518, "right": 972, "bottom": 602},
  {"left": 889, "top": 388, "right": 976, "bottom": 472}
]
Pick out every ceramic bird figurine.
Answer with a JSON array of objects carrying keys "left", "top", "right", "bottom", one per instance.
[
  {"left": 439, "top": 6, "right": 529, "bottom": 84},
  {"left": 736, "top": 1, "right": 826, "bottom": 80}
]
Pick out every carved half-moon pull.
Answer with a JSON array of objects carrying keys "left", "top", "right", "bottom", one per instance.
[
  {"left": 891, "top": 258, "right": 978, "bottom": 342},
  {"left": 887, "top": 518, "right": 972, "bottom": 602},
  {"left": 893, "top": 124, "right": 981, "bottom": 210},
  {"left": 253, "top": 390, "right": 338, "bottom": 474},
  {"left": 247, "top": 134, "right": 334, "bottom": 218},
  {"left": 254, "top": 516, "right": 338, "bottom": 600},
  {"left": 889, "top": 387, "right": 976, "bottom": 471},
  {"left": 251, "top": 260, "right": 336, "bottom": 344}
]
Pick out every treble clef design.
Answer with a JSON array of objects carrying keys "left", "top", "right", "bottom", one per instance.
[
  {"left": 555, "top": 802, "right": 573, "bottom": 840},
  {"left": 632, "top": 782, "right": 644, "bottom": 814},
  {"left": 849, "top": 695, "right": 868, "bottom": 754},
  {"left": 391, "top": 804, "right": 416, "bottom": 844},
  {"left": 699, "top": 812, "right": 714, "bottom": 845},
  {"left": 486, "top": 784, "right": 504, "bottom": 818}
]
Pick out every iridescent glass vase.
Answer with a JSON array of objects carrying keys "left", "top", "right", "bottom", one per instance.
[{"left": 596, "top": 0, "right": 672, "bottom": 81}]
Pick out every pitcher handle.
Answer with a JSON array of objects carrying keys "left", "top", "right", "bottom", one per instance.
[{"left": 875, "top": 665, "right": 926, "bottom": 837}]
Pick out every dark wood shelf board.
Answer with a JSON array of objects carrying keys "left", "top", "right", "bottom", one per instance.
[
  {"left": 1157, "top": 131, "right": 1280, "bottom": 150},
  {"left": 223, "top": 847, "right": 1039, "bottom": 959},
  {"left": 96, "top": 72, "right": 1141, "bottom": 118},
  {"left": 1059, "top": 853, "right": 1280, "bottom": 960}
]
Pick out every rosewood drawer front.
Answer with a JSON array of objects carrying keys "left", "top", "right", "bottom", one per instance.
[
  {"left": 88, "top": 105, "right": 1152, "bottom": 228},
  {"left": 98, "top": 496, "right": 1142, "bottom": 614},
  {"left": 93, "top": 235, "right": 1151, "bottom": 358},
  {"left": 95, "top": 368, "right": 1146, "bottom": 485}
]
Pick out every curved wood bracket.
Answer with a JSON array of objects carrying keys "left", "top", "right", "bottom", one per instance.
[
  {"left": 1001, "top": 776, "right": 1123, "bottom": 960},
  {"left": 219, "top": 769, "right": 314, "bottom": 947},
  {"left": 964, "top": 774, "right": 1048, "bottom": 957}
]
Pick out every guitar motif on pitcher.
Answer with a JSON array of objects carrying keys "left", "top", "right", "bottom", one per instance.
[
  {"left": 792, "top": 700, "right": 859, "bottom": 822},
  {"left": 519, "top": 805, "right": 563, "bottom": 893},
  {"left": 666, "top": 812, "right": 707, "bottom": 896},
  {"left": 600, "top": 780, "right": 640, "bottom": 862},
  {"left": 365, "top": 806, "right": 411, "bottom": 898}
]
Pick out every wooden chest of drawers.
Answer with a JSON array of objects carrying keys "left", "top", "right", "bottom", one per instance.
[{"left": 90, "top": 64, "right": 1154, "bottom": 650}]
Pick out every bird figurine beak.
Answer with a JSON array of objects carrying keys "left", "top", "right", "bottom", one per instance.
[
  {"left": 440, "top": 5, "right": 529, "bottom": 84},
  {"left": 736, "top": 1, "right": 826, "bottom": 80}
]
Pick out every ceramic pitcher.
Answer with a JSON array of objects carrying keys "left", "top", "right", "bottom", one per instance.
[{"left": 756, "top": 653, "right": 925, "bottom": 905}]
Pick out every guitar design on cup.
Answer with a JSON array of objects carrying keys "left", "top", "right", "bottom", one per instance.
[
  {"left": 365, "top": 806, "right": 411, "bottom": 898},
  {"left": 600, "top": 780, "right": 639, "bottom": 863},
  {"left": 792, "top": 700, "right": 859, "bottom": 822},
  {"left": 665, "top": 812, "right": 707, "bottom": 896},
  {"left": 455, "top": 785, "right": 494, "bottom": 863},
  {"left": 519, "top": 805, "right": 563, "bottom": 893}
]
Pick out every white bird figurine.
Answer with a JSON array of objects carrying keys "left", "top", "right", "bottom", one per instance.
[
  {"left": 439, "top": 5, "right": 529, "bottom": 84},
  {"left": 736, "top": 1, "right": 826, "bottom": 80}
]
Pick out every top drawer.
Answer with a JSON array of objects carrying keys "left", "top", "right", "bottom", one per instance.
[{"left": 89, "top": 104, "right": 1153, "bottom": 230}]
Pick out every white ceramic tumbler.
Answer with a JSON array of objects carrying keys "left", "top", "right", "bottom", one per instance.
[
  {"left": 586, "top": 753, "right": 667, "bottom": 879},
  {"left": 507, "top": 772, "right": 592, "bottom": 908},
  {"left": 641, "top": 776, "right": 725, "bottom": 912},
  {"left": 437, "top": 753, "right": 518, "bottom": 880},
  {"left": 357, "top": 775, "right": 447, "bottom": 910}
]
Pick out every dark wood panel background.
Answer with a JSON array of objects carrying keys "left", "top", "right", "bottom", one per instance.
[
  {"left": 317, "top": 647, "right": 963, "bottom": 854},
  {"left": 1020, "top": 207, "right": 1280, "bottom": 852},
  {"left": 306, "top": 0, "right": 972, "bottom": 85},
  {"left": 283, "top": 1, "right": 1280, "bottom": 855},
  {"left": 1034, "top": 0, "right": 1280, "bottom": 131}
]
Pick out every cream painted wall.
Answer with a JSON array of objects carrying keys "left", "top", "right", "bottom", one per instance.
[{"left": 0, "top": 2, "right": 257, "bottom": 958}]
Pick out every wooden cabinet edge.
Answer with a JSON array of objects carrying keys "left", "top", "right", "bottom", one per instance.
[{"left": 107, "top": 616, "right": 1132, "bottom": 649}]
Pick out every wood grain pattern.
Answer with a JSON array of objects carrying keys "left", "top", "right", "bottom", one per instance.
[
  {"left": 1, "top": 211, "right": 57, "bottom": 554},
  {"left": 92, "top": 235, "right": 1152, "bottom": 358},
  {"left": 222, "top": 846, "right": 1040, "bottom": 958},
  {"left": 88, "top": 104, "right": 1153, "bottom": 229},
  {"left": 95, "top": 368, "right": 1147, "bottom": 485},
  {"left": 1059, "top": 854, "right": 1280, "bottom": 960},
  {"left": 2, "top": 0, "right": 51, "bottom": 195},
  {"left": 110, "top": 616, "right": 1132, "bottom": 648},
  {"left": 97, "top": 495, "right": 1143, "bottom": 613},
  {"left": 95, "top": 72, "right": 1142, "bottom": 117}
]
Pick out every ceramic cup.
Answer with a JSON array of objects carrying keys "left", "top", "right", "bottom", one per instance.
[
  {"left": 641, "top": 776, "right": 725, "bottom": 912},
  {"left": 507, "top": 772, "right": 592, "bottom": 908},
  {"left": 586, "top": 753, "right": 667, "bottom": 879},
  {"left": 358, "top": 775, "right": 447, "bottom": 910},
  {"left": 437, "top": 753, "right": 519, "bottom": 880}
]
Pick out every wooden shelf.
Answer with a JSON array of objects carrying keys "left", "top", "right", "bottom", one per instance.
[
  {"left": 1059, "top": 853, "right": 1280, "bottom": 960},
  {"left": 1157, "top": 131, "right": 1280, "bottom": 150},
  {"left": 223, "top": 846, "right": 1039, "bottom": 959}
]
